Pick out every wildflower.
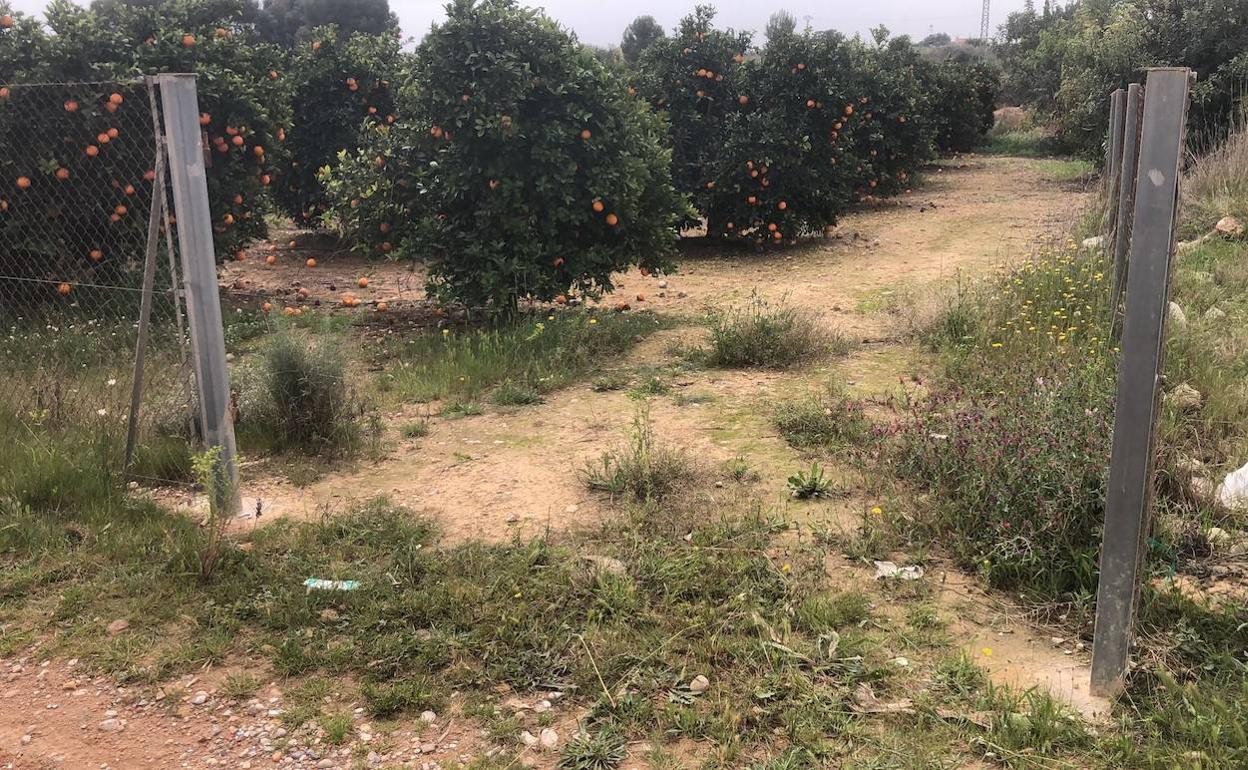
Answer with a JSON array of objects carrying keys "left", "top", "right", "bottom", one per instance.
[
  {"left": 442, "top": 328, "right": 450, "bottom": 336},
  {"left": 870, "top": 505, "right": 883, "bottom": 516},
  {"left": 96, "top": 408, "right": 107, "bottom": 417},
  {"left": 991, "top": 342, "right": 1003, "bottom": 348},
  {"left": 106, "top": 378, "right": 117, "bottom": 386},
  {"left": 781, "top": 563, "right": 792, "bottom": 573},
  {"left": 589, "top": 318, "right": 598, "bottom": 325},
  {"left": 982, "top": 647, "right": 993, "bottom": 657}
]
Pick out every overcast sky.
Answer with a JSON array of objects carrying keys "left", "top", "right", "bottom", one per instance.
[{"left": 6, "top": 0, "right": 1032, "bottom": 47}]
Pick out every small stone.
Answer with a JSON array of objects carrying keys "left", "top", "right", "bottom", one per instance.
[
  {"left": 419, "top": 742, "right": 437, "bottom": 753},
  {"left": 538, "top": 728, "right": 558, "bottom": 749},
  {"left": 319, "top": 608, "right": 339, "bottom": 622},
  {"left": 657, "top": 280, "right": 668, "bottom": 289},
  {"left": 1205, "top": 306, "right": 1227, "bottom": 320},
  {"left": 21, "top": 734, "right": 32, "bottom": 744},
  {"left": 1206, "top": 526, "right": 1232, "bottom": 547},
  {"left": 316, "top": 760, "right": 334, "bottom": 769},
  {"left": 1081, "top": 235, "right": 1104, "bottom": 251},
  {"left": 366, "top": 751, "right": 380, "bottom": 766},
  {"left": 1168, "top": 301, "right": 1188, "bottom": 331},
  {"left": 688, "top": 675, "right": 710, "bottom": 694},
  {"left": 891, "top": 656, "right": 910, "bottom": 667},
  {"left": 98, "top": 718, "right": 125, "bottom": 733},
  {"left": 419, "top": 710, "right": 437, "bottom": 723},
  {"left": 191, "top": 691, "right": 209, "bottom": 706},
  {"left": 106, "top": 619, "right": 130, "bottom": 635}
]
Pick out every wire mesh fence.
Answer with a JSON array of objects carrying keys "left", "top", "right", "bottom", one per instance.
[{"left": 0, "top": 78, "right": 197, "bottom": 484}]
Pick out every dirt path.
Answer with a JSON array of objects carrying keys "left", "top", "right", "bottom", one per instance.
[{"left": 215, "top": 155, "right": 1087, "bottom": 543}]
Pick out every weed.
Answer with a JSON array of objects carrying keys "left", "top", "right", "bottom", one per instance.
[
  {"left": 787, "top": 463, "right": 833, "bottom": 499},
  {"left": 581, "top": 403, "right": 696, "bottom": 502},
  {"left": 706, "top": 294, "right": 846, "bottom": 368},
  {"left": 592, "top": 373, "right": 631, "bottom": 392},
  {"left": 492, "top": 381, "right": 544, "bottom": 406},
  {"left": 361, "top": 677, "right": 445, "bottom": 718},
  {"left": 400, "top": 420, "right": 430, "bottom": 438},
  {"left": 773, "top": 388, "right": 872, "bottom": 452},
  {"left": 220, "top": 672, "right": 260, "bottom": 700},
  {"left": 250, "top": 333, "right": 360, "bottom": 455},
  {"left": 559, "top": 728, "right": 628, "bottom": 770},
  {"left": 793, "top": 591, "right": 871, "bottom": 632},
  {"left": 320, "top": 712, "right": 354, "bottom": 745},
  {"left": 441, "top": 401, "right": 484, "bottom": 418},
  {"left": 190, "top": 445, "right": 235, "bottom": 580}
]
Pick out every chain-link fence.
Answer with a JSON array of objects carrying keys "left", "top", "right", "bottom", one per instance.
[{"left": 0, "top": 78, "right": 197, "bottom": 484}]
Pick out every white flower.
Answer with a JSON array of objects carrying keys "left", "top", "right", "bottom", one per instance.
[
  {"left": 96, "top": 408, "right": 108, "bottom": 417},
  {"left": 107, "top": 378, "right": 117, "bottom": 386}
]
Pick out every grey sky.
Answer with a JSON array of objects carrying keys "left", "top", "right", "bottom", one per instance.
[{"left": 7, "top": 0, "right": 1033, "bottom": 47}]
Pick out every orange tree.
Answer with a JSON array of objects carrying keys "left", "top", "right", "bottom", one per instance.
[
  {"left": 277, "top": 26, "right": 402, "bottom": 226},
  {"left": 703, "top": 29, "right": 861, "bottom": 245},
  {"left": 1, "top": 0, "right": 289, "bottom": 262},
  {"left": 845, "top": 36, "right": 937, "bottom": 199},
  {"left": 633, "top": 5, "right": 751, "bottom": 228},
  {"left": 325, "top": 0, "right": 687, "bottom": 312}
]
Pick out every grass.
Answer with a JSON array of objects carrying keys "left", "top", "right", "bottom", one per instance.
[
  {"left": 581, "top": 404, "right": 698, "bottom": 502},
  {"left": 1182, "top": 124, "right": 1248, "bottom": 239},
  {"left": 980, "top": 125, "right": 1060, "bottom": 157},
  {"left": 706, "top": 294, "right": 848, "bottom": 369},
  {"left": 1034, "top": 158, "right": 1095, "bottom": 182},
  {"left": 773, "top": 386, "right": 873, "bottom": 454},
  {"left": 380, "top": 309, "right": 676, "bottom": 404}
]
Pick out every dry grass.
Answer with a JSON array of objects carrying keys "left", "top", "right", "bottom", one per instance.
[{"left": 1183, "top": 125, "right": 1248, "bottom": 236}]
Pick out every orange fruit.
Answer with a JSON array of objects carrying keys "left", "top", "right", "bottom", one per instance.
[
  {"left": 738, "top": 95, "right": 749, "bottom": 105},
  {"left": 97, "top": 133, "right": 110, "bottom": 144},
  {"left": 214, "top": 26, "right": 229, "bottom": 39},
  {"left": 376, "top": 301, "right": 388, "bottom": 312},
  {"left": 374, "top": 156, "right": 386, "bottom": 168},
  {"left": 806, "top": 99, "right": 815, "bottom": 108},
  {"left": 235, "top": 249, "right": 246, "bottom": 261},
  {"left": 592, "top": 200, "right": 604, "bottom": 213},
  {"left": 108, "top": 92, "right": 123, "bottom": 105},
  {"left": 580, "top": 129, "right": 592, "bottom": 140},
  {"left": 55, "top": 168, "right": 69, "bottom": 181},
  {"left": 253, "top": 145, "right": 265, "bottom": 156},
  {"left": 107, "top": 127, "right": 118, "bottom": 139},
  {"left": 605, "top": 214, "right": 619, "bottom": 226},
  {"left": 358, "top": 277, "right": 369, "bottom": 288},
  {"left": 773, "top": 231, "right": 782, "bottom": 240},
  {"left": 181, "top": 34, "right": 196, "bottom": 48},
  {"left": 306, "top": 258, "right": 317, "bottom": 268},
  {"left": 233, "top": 194, "right": 244, "bottom": 205},
  {"left": 123, "top": 184, "right": 135, "bottom": 195},
  {"left": 64, "top": 100, "right": 78, "bottom": 112},
  {"left": 747, "top": 196, "right": 757, "bottom": 205},
  {"left": 57, "top": 282, "right": 71, "bottom": 296},
  {"left": 312, "top": 40, "right": 321, "bottom": 50},
  {"left": 636, "top": 293, "right": 645, "bottom": 302},
  {"left": 85, "top": 145, "right": 99, "bottom": 157},
  {"left": 223, "top": 214, "right": 234, "bottom": 225},
  {"left": 114, "top": 204, "right": 127, "bottom": 216},
  {"left": 269, "top": 70, "right": 279, "bottom": 79},
  {"left": 260, "top": 174, "right": 272, "bottom": 186},
  {"left": 297, "top": 287, "right": 310, "bottom": 298},
  {"left": 89, "top": 249, "right": 103, "bottom": 261},
  {"left": 231, "top": 135, "right": 244, "bottom": 146},
  {"left": 265, "top": 254, "right": 277, "bottom": 265},
  {"left": 553, "top": 257, "right": 565, "bottom": 268},
  {"left": 380, "top": 241, "right": 393, "bottom": 253},
  {"left": 555, "top": 294, "right": 567, "bottom": 305},
  {"left": 844, "top": 105, "right": 854, "bottom": 116},
  {"left": 0, "top": 14, "right": 13, "bottom": 28},
  {"left": 379, "top": 222, "right": 391, "bottom": 234},
  {"left": 767, "top": 223, "right": 777, "bottom": 232},
  {"left": 199, "top": 112, "right": 211, "bottom": 126},
  {"left": 0, "top": 87, "right": 9, "bottom": 99},
  {"left": 777, "top": 201, "right": 787, "bottom": 210},
  {"left": 262, "top": 302, "right": 273, "bottom": 313}
]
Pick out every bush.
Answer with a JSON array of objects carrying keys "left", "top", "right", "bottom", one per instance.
[
  {"left": 256, "top": 333, "right": 358, "bottom": 454},
  {"left": 325, "top": 0, "right": 687, "bottom": 313},
  {"left": 922, "top": 60, "right": 999, "bottom": 154},
  {"left": 277, "top": 26, "right": 401, "bottom": 226},
  {"left": 706, "top": 294, "right": 841, "bottom": 368}
]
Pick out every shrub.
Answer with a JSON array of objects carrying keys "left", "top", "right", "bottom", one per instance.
[
  {"left": 773, "top": 387, "right": 872, "bottom": 450},
  {"left": 256, "top": 333, "right": 358, "bottom": 454},
  {"left": 581, "top": 403, "right": 696, "bottom": 502},
  {"left": 706, "top": 294, "right": 841, "bottom": 368},
  {"left": 326, "top": 0, "right": 687, "bottom": 313},
  {"left": 277, "top": 26, "right": 401, "bottom": 226}
]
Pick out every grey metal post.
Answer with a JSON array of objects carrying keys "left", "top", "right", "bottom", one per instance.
[
  {"left": 157, "top": 73, "right": 240, "bottom": 515},
  {"left": 1105, "top": 89, "right": 1127, "bottom": 239},
  {"left": 122, "top": 109, "right": 166, "bottom": 474},
  {"left": 1111, "top": 83, "right": 1145, "bottom": 328},
  {"left": 1091, "top": 68, "right": 1193, "bottom": 698}
]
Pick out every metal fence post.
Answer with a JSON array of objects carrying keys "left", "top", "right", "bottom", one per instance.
[
  {"left": 157, "top": 73, "right": 240, "bottom": 515},
  {"left": 1090, "top": 68, "right": 1193, "bottom": 698},
  {"left": 1111, "top": 83, "right": 1145, "bottom": 331},
  {"left": 1105, "top": 88, "right": 1127, "bottom": 240}
]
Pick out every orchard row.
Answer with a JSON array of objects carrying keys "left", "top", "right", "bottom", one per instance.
[{"left": 0, "top": 0, "right": 997, "bottom": 312}]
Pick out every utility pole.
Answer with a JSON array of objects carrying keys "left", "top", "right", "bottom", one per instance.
[{"left": 980, "top": 0, "right": 991, "bottom": 40}]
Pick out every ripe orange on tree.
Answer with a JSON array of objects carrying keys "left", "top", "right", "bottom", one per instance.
[
  {"left": 181, "top": 33, "right": 196, "bottom": 48},
  {"left": 57, "top": 282, "right": 71, "bottom": 295}
]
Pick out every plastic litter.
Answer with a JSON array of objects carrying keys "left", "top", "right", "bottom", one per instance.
[{"left": 304, "top": 578, "right": 360, "bottom": 592}]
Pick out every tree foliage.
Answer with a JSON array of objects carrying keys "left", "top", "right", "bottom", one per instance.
[
  {"left": 620, "top": 15, "right": 664, "bottom": 64},
  {"left": 324, "top": 0, "right": 687, "bottom": 312},
  {"left": 256, "top": 0, "right": 397, "bottom": 48},
  {"left": 995, "top": 0, "right": 1248, "bottom": 157}
]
